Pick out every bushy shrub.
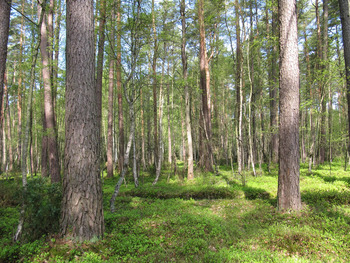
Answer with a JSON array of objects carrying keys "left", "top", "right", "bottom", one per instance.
[
  {"left": 16, "top": 177, "right": 62, "bottom": 241},
  {"left": 243, "top": 186, "right": 271, "bottom": 200}
]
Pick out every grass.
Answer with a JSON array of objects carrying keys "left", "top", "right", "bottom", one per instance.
[{"left": 1, "top": 162, "right": 350, "bottom": 262}]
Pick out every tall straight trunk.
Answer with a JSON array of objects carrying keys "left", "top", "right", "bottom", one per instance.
[
  {"left": 167, "top": 61, "right": 172, "bottom": 165},
  {"left": 96, "top": 0, "right": 106, "bottom": 132},
  {"left": 5, "top": 81, "right": 13, "bottom": 171},
  {"left": 52, "top": 0, "right": 62, "bottom": 117},
  {"left": 153, "top": 43, "right": 166, "bottom": 185},
  {"left": 2, "top": 73, "right": 8, "bottom": 173},
  {"left": 40, "top": 7, "right": 60, "bottom": 183},
  {"left": 17, "top": 1, "right": 25, "bottom": 167},
  {"left": 117, "top": 0, "right": 124, "bottom": 173},
  {"left": 247, "top": 38, "right": 256, "bottom": 177},
  {"left": 140, "top": 88, "right": 146, "bottom": 169},
  {"left": 198, "top": 0, "right": 213, "bottom": 172},
  {"left": 316, "top": 0, "right": 326, "bottom": 164},
  {"left": 235, "top": 0, "right": 243, "bottom": 174},
  {"left": 0, "top": 0, "right": 11, "bottom": 123},
  {"left": 107, "top": 10, "right": 115, "bottom": 178},
  {"left": 15, "top": 8, "right": 44, "bottom": 242},
  {"left": 339, "top": 0, "right": 350, "bottom": 158},
  {"left": 181, "top": 98, "right": 186, "bottom": 162},
  {"left": 61, "top": 0, "right": 104, "bottom": 241},
  {"left": 152, "top": 0, "right": 158, "bottom": 168},
  {"left": 323, "top": 0, "right": 330, "bottom": 162},
  {"left": 181, "top": 0, "right": 194, "bottom": 179},
  {"left": 269, "top": 6, "right": 279, "bottom": 164},
  {"left": 277, "top": 0, "right": 301, "bottom": 211},
  {"left": 41, "top": 115, "right": 48, "bottom": 177}
]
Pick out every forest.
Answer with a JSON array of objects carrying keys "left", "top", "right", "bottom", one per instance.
[{"left": 1, "top": 0, "right": 350, "bottom": 261}]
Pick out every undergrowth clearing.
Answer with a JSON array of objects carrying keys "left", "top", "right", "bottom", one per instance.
[{"left": 1, "top": 162, "right": 349, "bottom": 262}]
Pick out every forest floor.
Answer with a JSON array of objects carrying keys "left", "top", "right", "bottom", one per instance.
[{"left": 1, "top": 162, "right": 350, "bottom": 262}]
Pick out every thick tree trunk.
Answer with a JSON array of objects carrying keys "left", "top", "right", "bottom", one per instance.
[
  {"left": 61, "top": 0, "right": 104, "bottom": 241},
  {"left": 277, "top": 0, "right": 301, "bottom": 211},
  {"left": 40, "top": 8, "right": 61, "bottom": 183},
  {"left": 339, "top": 0, "right": 350, "bottom": 158}
]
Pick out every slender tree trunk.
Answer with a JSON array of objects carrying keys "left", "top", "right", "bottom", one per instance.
[
  {"left": 153, "top": 43, "right": 166, "bottom": 185},
  {"left": 15, "top": 7, "right": 44, "bottom": 242},
  {"left": 181, "top": 0, "right": 194, "bottom": 180},
  {"left": 152, "top": 0, "right": 158, "bottom": 169},
  {"left": 198, "top": 0, "right": 213, "bottom": 172},
  {"left": 61, "top": 0, "right": 104, "bottom": 241},
  {"left": 167, "top": 62, "right": 172, "bottom": 165},
  {"left": 117, "top": 0, "right": 124, "bottom": 173},
  {"left": 107, "top": 10, "right": 115, "bottom": 178},
  {"left": 277, "top": 0, "right": 301, "bottom": 211},
  {"left": 96, "top": 0, "right": 106, "bottom": 130},
  {"left": 269, "top": 6, "right": 279, "bottom": 164},
  {"left": 5, "top": 81, "right": 13, "bottom": 171},
  {"left": 0, "top": 0, "right": 11, "bottom": 126},
  {"left": 339, "top": 0, "right": 350, "bottom": 159},
  {"left": 235, "top": 0, "right": 243, "bottom": 174},
  {"left": 140, "top": 88, "right": 146, "bottom": 169},
  {"left": 17, "top": 0, "right": 25, "bottom": 168}
]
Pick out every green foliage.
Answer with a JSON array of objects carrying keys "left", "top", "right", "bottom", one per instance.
[
  {"left": 2, "top": 163, "right": 350, "bottom": 262},
  {"left": 17, "top": 177, "right": 62, "bottom": 241}
]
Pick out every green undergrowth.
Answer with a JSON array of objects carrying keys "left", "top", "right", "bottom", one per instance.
[{"left": 1, "top": 162, "right": 350, "bottom": 262}]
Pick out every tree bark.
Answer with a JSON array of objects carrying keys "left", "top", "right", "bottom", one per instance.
[
  {"left": 269, "top": 6, "right": 279, "bottom": 165},
  {"left": 339, "top": 0, "right": 350, "bottom": 159},
  {"left": 61, "top": 0, "right": 104, "bottom": 241},
  {"left": 152, "top": 0, "right": 158, "bottom": 169},
  {"left": 235, "top": 0, "right": 244, "bottom": 174},
  {"left": 277, "top": 0, "right": 301, "bottom": 211},
  {"left": 96, "top": 0, "right": 106, "bottom": 138},
  {"left": 198, "top": 0, "right": 213, "bottom": 172},
  {"left": 40, "top": 6, "right": 61, "bottom": 183},
  {"left": 107, "top": 10, "right": 115, "bottom": 178},
  {"left": 117, "top": 0, "right": 124, "bottom": 174},
  {"left": 0, "top": 0, "right": 11, "bottom": 124},
  {"left": 181, "top": 0, "right": 194, "bottom": 180}
]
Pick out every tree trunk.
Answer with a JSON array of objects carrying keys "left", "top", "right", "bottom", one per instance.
[
  {"left": 269, "top": 7, "right": 279, "bottom": 165},
  {"left": 235, "top": 0, "right": 243, "bottom": 174},
  {"left": 152, "top": 0, "right": 158, "bottom": 169},
  {"left": 0, "top": 0, "right": 11, "bottom": 125},
  {"left": 96, "top": 0, "right": 106, "bottom": 140},
  {"left": 107, "top": 10, "right": 115, "bottom": 178},
  {"left": 277, "top": 0, "right": 301, "bottom": 211},
  {"left": 61, "top": 0, "right": 104, "bottom": 241},
  {"left": 181, "top": 0, "right": 194, "bottom": 180},
  {"left": 153, "top": 43, "right": 166, "bottom": 185},
  {"left": 198, "top": 0, "right": 213, "bottom": 172},
  {"left": 339, "top": 0, "right": 350, "bottom": 158},
  {"left": 117, "top": 0, "right": 124, "bottom": 174},
  {"left": 40, "top": 7, "right": 61, "bottom": 183}
]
